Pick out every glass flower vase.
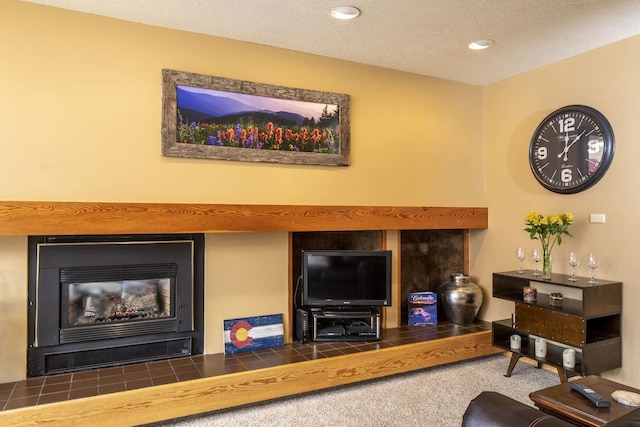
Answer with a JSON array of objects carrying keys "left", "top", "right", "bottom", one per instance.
[{"left": 542, "top": 248, "right": 552, "bottom": 280}]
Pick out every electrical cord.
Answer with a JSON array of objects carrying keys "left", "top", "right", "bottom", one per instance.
[
  {"left": 349, "top": 321, "right": 369, "bottom": 326},
  {"left": 293, "top": 275, "right": 302, "bottom": 309}
]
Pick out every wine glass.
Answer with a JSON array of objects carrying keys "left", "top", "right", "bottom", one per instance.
[
  {"left": 587, "top": 253, "right": 599, "bottom": 284},
  {"left": 516, "top": 247, "right": 526, "bottom": 274},
  {"left": 532, "top": 248, "right": 541, "bottom": 276},
  {"left": 568, "top": 251, "right": 579, "bottom": 282}
]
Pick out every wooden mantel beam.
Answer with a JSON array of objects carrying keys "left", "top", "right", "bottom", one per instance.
[{"left": 0, "top": 201, "right": 488, "bottom": 235}]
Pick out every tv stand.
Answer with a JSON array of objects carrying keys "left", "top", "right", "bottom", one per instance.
[{"left": 310, "top": 307, "right": 381, "bottom": 341}]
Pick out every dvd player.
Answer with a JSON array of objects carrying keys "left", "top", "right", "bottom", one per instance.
[
  {"left": 345, "top": 324, "right": 373, "bottom": 334},
  {"left": 316, "top": 325, "right": 344, "bottom": 337},
  {"left": 354, "top": 331, "right": 378, "bottom": 337}
]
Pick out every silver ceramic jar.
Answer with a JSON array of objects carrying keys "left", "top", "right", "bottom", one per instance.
[{"left": 438, "top": 273, "right": 483, "bottom": 325}]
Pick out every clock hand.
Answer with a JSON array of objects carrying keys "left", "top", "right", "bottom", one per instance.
[
  {"left": 566, "top": 130, "right": 586, "bottom": 150},
  {"left": 557, "top": 131, "right": 570, "bottom": 159},
  {"left": 558, "top": 130, "right": 587, "bottom": 161}
]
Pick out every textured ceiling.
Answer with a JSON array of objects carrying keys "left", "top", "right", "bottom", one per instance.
[{"left": 21, "top": 0, "right": 640, "bottom": 86}]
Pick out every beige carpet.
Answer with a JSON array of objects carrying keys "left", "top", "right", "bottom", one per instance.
[{"left": 145, "top": 354, "right": 560, "bottom": 427}]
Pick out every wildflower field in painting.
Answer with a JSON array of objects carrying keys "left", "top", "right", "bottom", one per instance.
[
  {"left": 177, "top": 112, "right": 340, "bottom": 153},
  {"left": 176, "top": 85, "right": 341, "bottom": 154}
]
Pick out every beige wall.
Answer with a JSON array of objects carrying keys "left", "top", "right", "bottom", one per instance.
[
  {"left": 3, "top": 0, "right": 638, "bottom": 389},
  {"left": 0, "top": 1, "right": 484, "bottom": 382},
  {"left": 477, "top": 35, "right": 640, "bottom": 386}
]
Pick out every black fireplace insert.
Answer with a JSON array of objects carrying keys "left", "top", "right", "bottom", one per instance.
[{"left": 27, "top": 233, "right": 204, "bottom": 376}]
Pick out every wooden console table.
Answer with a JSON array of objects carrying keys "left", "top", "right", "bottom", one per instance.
[{"left": 492, "top": 271, "right": 622, "bottom": 382}]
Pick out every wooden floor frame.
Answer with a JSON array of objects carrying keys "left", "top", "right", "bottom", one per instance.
[{"left": 2, "top": 330, "right": 499, "bottom": 426}]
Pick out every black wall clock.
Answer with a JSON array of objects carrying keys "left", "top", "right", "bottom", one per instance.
[{"left": 529, "top": 105, "right": 615, "bottom": 194}]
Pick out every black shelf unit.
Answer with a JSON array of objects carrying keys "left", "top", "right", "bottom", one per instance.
[
  {"left": 492, "top": 271, "right": 622, "bottom": 381},
  {"left": 310, "top": 308, "right": 381, "bottom": 342}
]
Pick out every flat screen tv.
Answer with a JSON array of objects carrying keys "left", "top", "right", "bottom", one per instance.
[{"left": 301, "top": 250, "right": 392, "bottom": 307}]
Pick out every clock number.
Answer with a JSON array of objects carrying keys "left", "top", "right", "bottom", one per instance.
[
  {"left": 559, "top": 118, "right": 575, "bottom": 133},
  {"left": 588, "top": 138, "right": 603, "bottom": 154},
  {"left": 536, "top": 146, "right": 547, "bottom": 160},
  {"left": 561, "top": 168, "right": 572, "bottom": 183}
]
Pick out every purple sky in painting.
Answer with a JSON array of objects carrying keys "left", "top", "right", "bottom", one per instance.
[{"left": 179, "top": 86, "right": 336, "bottom": 120}]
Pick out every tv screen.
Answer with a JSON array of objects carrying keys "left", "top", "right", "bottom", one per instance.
[{"left": 301, "top": 250, "right": 392, "bottom": 307}]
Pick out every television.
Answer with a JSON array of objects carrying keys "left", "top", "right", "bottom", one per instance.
[{"left": 301, "top": 250, "right": 392, "bottom": 308}]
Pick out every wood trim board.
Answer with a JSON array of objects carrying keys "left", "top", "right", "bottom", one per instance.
[{"left": 0, "top": 201, "right": 488, "bottom": 235}]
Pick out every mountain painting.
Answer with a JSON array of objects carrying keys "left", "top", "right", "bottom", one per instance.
[
  {"left": 176, "top": 85, "right": 340, "bottom": 154},
  {"left": 162, "top": 69, "right": 350, "bottom": 166}
]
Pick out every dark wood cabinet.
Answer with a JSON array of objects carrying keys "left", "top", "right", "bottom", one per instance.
[{"left": 492, "top": 271, "right": 622, "bottom": 381}]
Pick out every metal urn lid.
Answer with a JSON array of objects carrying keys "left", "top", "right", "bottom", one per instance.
[{"left": 450, "top": 273, "right": 469, "bottom": 283}]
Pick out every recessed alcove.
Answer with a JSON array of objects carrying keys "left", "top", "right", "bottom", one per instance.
[
  {"left": 400, "top": 229, "right": 465, "bottom": 325},
  {"left": 290, "top": 229, "right": 467, "bottom": 329}
]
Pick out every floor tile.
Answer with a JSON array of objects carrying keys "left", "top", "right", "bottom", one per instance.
[{"left": 0, "top": 321, "right": 490, "bottom": 414}]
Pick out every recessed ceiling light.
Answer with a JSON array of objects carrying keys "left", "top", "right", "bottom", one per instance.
[
  {"left": 468, "top": 39, "right": 495, "bottom": 50},
  {"left": 331, "top": 6, "right": 361, "bottom": 20}
]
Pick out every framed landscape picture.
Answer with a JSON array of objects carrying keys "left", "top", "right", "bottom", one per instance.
[{"left": 161, "top": 69, "right": 350, "bottom": 166}]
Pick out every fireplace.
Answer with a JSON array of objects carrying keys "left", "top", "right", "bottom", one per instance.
[{"left": 27, "top": 233, "right": 204, "bottom": 376}]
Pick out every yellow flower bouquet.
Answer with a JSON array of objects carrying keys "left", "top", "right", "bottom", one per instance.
[{"left": 524, "top": 211, "right": 573, "bottom": 279}]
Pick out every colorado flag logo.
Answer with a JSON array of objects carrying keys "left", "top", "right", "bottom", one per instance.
[{"left": 223, "top": 314, "right": 284, "bottom": 354}]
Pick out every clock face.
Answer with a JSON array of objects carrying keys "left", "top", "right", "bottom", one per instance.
[{"left": 529, "top": 105, "right": 615, "bottom": 194}]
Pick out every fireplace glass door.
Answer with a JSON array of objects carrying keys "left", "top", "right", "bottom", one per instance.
[{"left": 66, "top": 278, "right": 172, "bottom": 326}]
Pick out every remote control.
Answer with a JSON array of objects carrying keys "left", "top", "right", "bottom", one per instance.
[{"left": 570, "top": 382, "right": 611, "bottom": 408}]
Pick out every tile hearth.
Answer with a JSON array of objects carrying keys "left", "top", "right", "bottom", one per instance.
[{"left": 1, "top": 321, "right": 490, "bottom": 414}]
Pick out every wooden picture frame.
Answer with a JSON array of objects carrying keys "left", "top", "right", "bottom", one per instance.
[{"left": 161, "top": 69, "right": 350, "bottom": 166}]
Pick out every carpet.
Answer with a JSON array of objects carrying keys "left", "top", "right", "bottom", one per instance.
[{"left": 146, "top": 354, "right": 560, "bottom": 427}]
